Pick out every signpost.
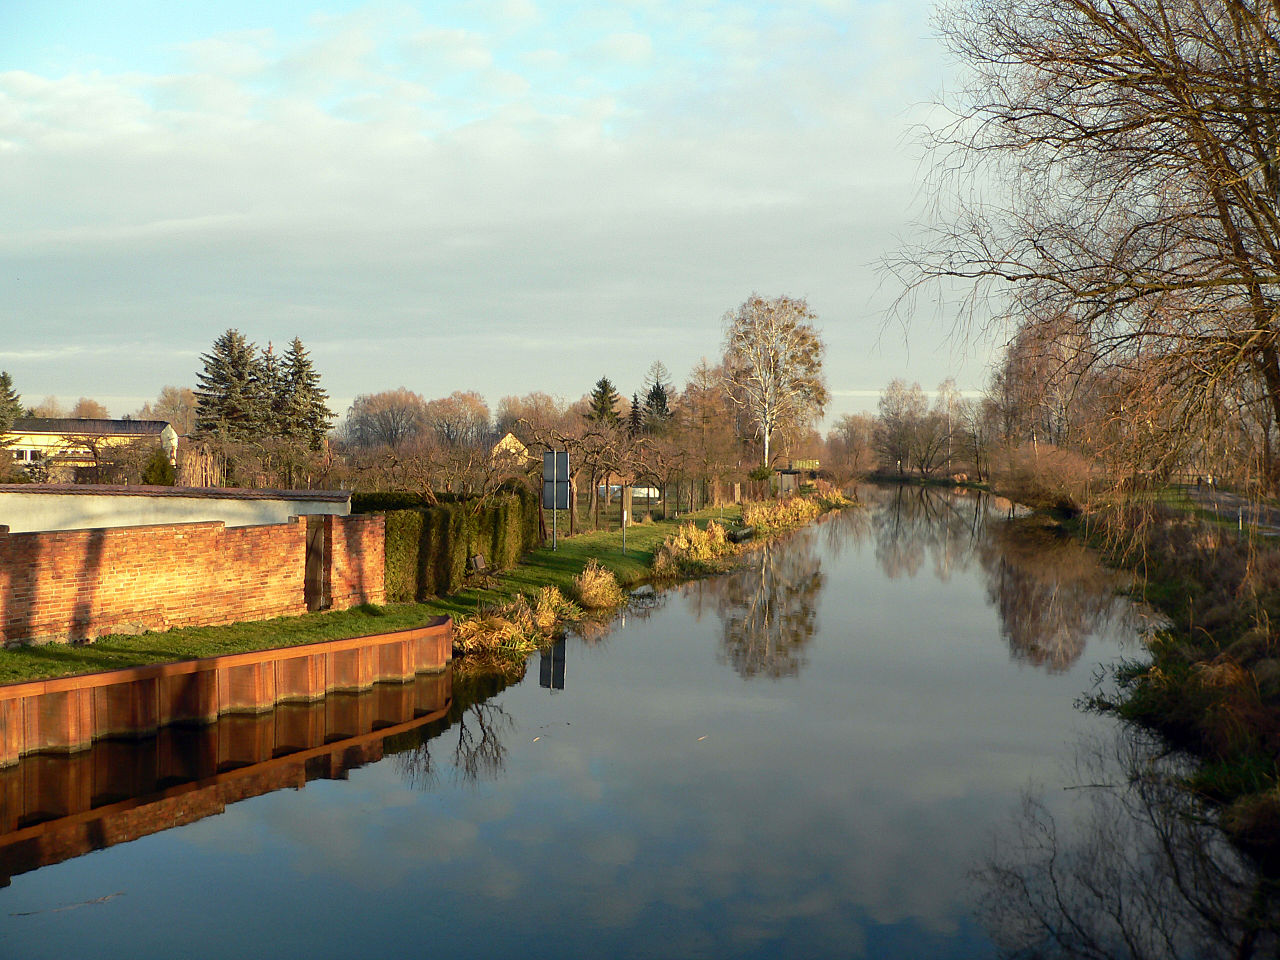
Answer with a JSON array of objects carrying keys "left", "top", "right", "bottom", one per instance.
[{"left": 542, "top": 450, "right": 570, "bottom": 551}]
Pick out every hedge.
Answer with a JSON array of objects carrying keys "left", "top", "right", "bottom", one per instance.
[{"left": 365, "top": 486, "right": 540, "bottom": 602}]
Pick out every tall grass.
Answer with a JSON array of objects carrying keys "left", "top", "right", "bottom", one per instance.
[
  {"left": 571, "top": 559, "right": 626, "bottom": 610},
  {"left": 651, "top": 520, "right": 736, "bottom": 578},
  {"left": 453, "top": 586, "right": 582, "bottom": 670}
]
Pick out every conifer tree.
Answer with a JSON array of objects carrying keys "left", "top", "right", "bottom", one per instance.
[
  {"left": 0, "top": 371, "right": 22, "bottom": 435},
  {"left": 194, "top": 329, "right": 264, "bottom": 442},
  {"left": 642, "top": 360, "right": 672, "bottom": 430},
  {"left": 628, "top": 392, "right": 644, "bottom": 436},
  {"left": 282, "top": 337, "right": 334, "bottom": 449},
  {"left": 254, "top": 343, "right": 285, "bottom": 437},
  {"left": 586, "top": 377, "right": 622, "bottom": 425}
]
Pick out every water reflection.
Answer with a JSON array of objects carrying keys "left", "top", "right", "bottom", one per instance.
[
  {"left": 392, "top": 671, "right": 516, "bottom": 789},
  {"left": 871, "top": 485, "right": 992, "bottom": 581},
  {"left": 863, "top": 487, "right": 1139, "bottom": 673},
  {"left": 977, "top": 521, "right": 1138, "bottom": 673},
  {"left": 705, "top": 534, "right": 825, "bottom": 680},
  {"left": 0, "top": 670, "right": 453, "bottom": 885},
  {"left": 975, "top": 729, "right": 1280, "bottom": 958}
]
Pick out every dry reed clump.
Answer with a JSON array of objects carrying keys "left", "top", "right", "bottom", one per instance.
[
  {"left": 651, "top": 520, "right": 736, "bottom": 578},
  {"left": 817, "top": 490, "right": 854, "bottom": 511},
  {"left": 1192, "top": 657, "right": 1251, "bottom": 690},
  {"left": 572, "top": 559, "right": 626, "bottom": 610},
  {"left": 742, "top": 496, "right": 822, "bottom": 530},
  {"left": 453, "top": 586, "right": 582, "bottom": 660}
]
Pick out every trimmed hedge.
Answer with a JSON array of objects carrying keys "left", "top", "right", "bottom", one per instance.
[{"left": 369, "top": 486, "right": 540, "bottom": 601}]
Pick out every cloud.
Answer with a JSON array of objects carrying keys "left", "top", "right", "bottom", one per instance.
[
  {"left": 0, "top": 0, "right": 984, "bottom": 421},
  {"left": 595, "top": 31, "right": 653, "bottom": 64}
]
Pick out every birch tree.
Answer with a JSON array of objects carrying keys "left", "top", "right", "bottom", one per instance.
[{"left": 722, "top": 294, "right": 828, "bottom": 469}]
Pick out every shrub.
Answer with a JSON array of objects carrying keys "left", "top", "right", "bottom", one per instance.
[
  {"left": 572, "top": 559, "right": 626, "bottom": 609},
  {"left": 453, "top": 586, "right": 581, "bottom": 660},
  {"left": 141, "top": 448, "right": 176, "bottom": 485}
]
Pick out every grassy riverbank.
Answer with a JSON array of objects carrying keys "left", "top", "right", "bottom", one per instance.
[{"left": 0, "top": 503, "right": 754, "bottom": 686}]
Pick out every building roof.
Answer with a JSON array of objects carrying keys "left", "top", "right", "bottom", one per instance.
[
  {"left": 10, "top": 418, "right": 171, "bottom": 437},
  {"left": 0, "top": 483, "right": 351, "bottom": 503}
]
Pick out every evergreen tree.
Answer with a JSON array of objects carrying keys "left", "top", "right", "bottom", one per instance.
[
  {"left": 586, "top": 376, "right": 622, "bottom": 425},
  {"left": 0, "top": 371, "right": 22, "bottom": 435},
  {"left": 282, "top": 337, "right": 334, "bottom": 449},
  {"left": 254, "top": 343, "right": 285, "bottom": 437},
  {"left": 644, "top": 380, "right": 671, "bottom": 426},
  {"left": 628, "top": 392, "right": 644, "bottom": 436},
  {"left": 642, "top": 360, "right": 672, "bottom": 431},
  {"left": 194, "top": 329, "right": 264, "bottom": 442}
]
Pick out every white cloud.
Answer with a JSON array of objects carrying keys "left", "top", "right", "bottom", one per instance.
[
  {"left": 596, "top": 31, "right": 653, "bottom": 64},
  {"left": 0, "top": 0, "right": 985, "bottom": 422}
]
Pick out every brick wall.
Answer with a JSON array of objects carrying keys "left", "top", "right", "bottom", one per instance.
[
  {"left": 0, "top": 514, "right": 385, "bottom": 646},
  {"left": 327, "top": 513, "right": 386, "bottom": 608}
]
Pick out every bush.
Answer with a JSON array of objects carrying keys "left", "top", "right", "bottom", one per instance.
[
  {"left": 453, "top": 586, "right": 582, "bottom": 661},
  {"left": 742, "top": 496, "right": 822, "bottom": 530},
  {"left": 141, "top": 448, "right": 176, "bottom": 485}
]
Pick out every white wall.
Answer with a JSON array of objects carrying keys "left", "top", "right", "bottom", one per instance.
[{"left": 0, "top": 490, "right": 350, "bottom": 533}]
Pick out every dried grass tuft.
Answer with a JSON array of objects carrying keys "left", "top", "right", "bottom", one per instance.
[{"left": 572, "top": 559, "right": 626, "bottom": 609}]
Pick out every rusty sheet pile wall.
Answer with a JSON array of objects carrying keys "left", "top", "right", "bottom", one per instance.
[{"left": 0, "top": 619, "right": 452, "bottom": 766}]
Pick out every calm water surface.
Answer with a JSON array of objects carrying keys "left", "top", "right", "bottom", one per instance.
[{"left": 1, "top": 488, "right": 1252, "bottom": 958}]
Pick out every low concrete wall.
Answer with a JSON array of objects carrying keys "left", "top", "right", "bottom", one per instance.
[
  {"left": 0, "top": 618, "right": 452, "bottom": 765},
  {"left": 0, "top": 484, "right": 351, "bottom": 533}
]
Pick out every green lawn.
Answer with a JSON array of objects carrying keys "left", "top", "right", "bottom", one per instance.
[{"left": 0, "top": 505, "right": 742, "bottom": 686}]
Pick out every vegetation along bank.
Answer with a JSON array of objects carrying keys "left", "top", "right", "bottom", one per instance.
[{"left": 0, "top": 491, "right": 854, "bottom": 687}]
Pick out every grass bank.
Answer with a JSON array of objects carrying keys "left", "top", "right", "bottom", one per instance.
[{"left": 0, "top": 504, "right": 746, "bottom": 686}]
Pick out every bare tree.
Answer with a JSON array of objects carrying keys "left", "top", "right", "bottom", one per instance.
[
  {"left": 343, "top": 388, "right": 428, "bottom": 449},
  {"left": 826, "top": 412, "right": 875, "bottom": 484},
  {"left": 69, "top": 397, "right": 110, "bottom": 419},
  {"left": 875, "top": 378, "right": 927, "bottom": 473},
  {"left": 422, "top": 390, "right": 492, "bottom": 448},
  {"left": 137, "top": 386, "right": 198, "bottom": 435},
  {"left": 895, "top": 0, "right": 1280, "bottom": 484},
  {"left": 29, "top": 395, "right": 65, "bottom": 418},
  {"left": 722, "top": 294, "right": 828, "bottom": 469}
]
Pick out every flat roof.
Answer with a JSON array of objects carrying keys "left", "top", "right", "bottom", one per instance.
[
  {"left": 0, "top": 484, "right": 350, "bottom": 503},
  {"left": 10, "top": 418, "right": 171, "bottom": 436}
]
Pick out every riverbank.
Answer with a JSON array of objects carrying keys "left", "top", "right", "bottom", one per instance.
[
  {"left": 954, "top": 479, "right": 1280, "bottom": 859},
  {"left": 0, "top": 497, "right": 854, "bottom": 687}
]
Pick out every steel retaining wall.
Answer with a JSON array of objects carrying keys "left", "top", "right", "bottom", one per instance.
[{"left": 0, "top": 617, "right": 452, "bottom": 765}]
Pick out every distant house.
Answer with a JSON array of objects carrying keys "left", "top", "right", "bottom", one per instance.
[
  {"left": 490, "top": 431, "right": 531, "bottom": 463},
  {"left": 5, "top": 418, "right": 177, "bottom": 482}
]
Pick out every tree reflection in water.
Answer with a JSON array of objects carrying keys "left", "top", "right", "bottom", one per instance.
[
  {"left": 868, "top": 486, "right": 1141, "bottom": 673},
  {"left": 707, "top": 532, "right": 825, "bottom": 680},
  {"left": 975, "top": 730, "right": 1280, "bottom": 958},
  {"left": 977, "top": 521, "right": 1139, "bottom": 673},
  {"left": 393, "top": 673, "right": 517, "bottom": 789},
  {"left": 872, "top": 485, "right": 992, "bottom": 582}
]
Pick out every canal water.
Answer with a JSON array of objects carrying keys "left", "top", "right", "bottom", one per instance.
[{"left": 0, "top": 488, "right": 1267, "bottom": 957}]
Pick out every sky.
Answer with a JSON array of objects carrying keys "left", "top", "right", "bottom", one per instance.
[{"left": 0, "top": 0, "right": 999, "bottom": 425}]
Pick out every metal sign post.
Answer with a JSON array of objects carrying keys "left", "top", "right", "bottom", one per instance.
[{"left": 542, "top": 450, "right": 570, "bottom": 551}]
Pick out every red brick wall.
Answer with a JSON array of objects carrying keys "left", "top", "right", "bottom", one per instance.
[
  {"left": 0, "top": 519, "right": 312, "bottom": 645},
  {"left": 327, "top": 513, "right": 386, "bottom": 609}
]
